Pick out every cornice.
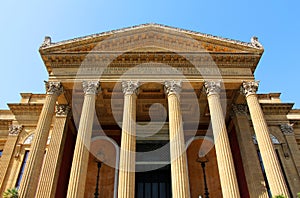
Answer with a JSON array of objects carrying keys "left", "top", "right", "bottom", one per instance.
[
  {"left": 8, "top": 103, "right": 44, "bottom": 115},
  {"left": 260, "top": 103, "right": 294, "bottom": 115}
]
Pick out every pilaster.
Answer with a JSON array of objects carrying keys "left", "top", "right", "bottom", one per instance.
[
  {"left": 36, "top": 104, "right": 71, "bottom": 198},
  {"left": 0, "top": 125, "right": 23, "bottom": 193},
  {"left": 231, "top": 104, "right": 269, "bottom": 198}
]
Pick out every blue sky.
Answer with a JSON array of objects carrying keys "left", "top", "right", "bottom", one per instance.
[{"left": 0, "top": 0, "right": 299, "bottom": 109}]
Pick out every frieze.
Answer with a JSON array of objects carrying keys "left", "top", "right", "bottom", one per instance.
[{"left": 52, "top": 66, "right": 252, "bottom": 77}]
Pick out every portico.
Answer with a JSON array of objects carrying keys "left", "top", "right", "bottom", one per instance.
[{"left": 1, "top": 24, "right": 299, "bottom": 198}]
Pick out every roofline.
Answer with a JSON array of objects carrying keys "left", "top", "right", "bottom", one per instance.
[{"left": 39, "top": 23, "right": 264, "bottom": 52}]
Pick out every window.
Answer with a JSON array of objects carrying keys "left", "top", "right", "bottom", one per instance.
[{"left": 15, "top": 150, "right": 29, "bottom": 188}]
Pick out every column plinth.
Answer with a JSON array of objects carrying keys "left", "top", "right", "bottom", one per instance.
[
  {"left": 117, "top": 81, "right": 139, "bottom": 198},
  {"left": 164, "top": 80, "right": 190, "bottom": 198},
  {"left": 19, "top": 82, "right": 63, "bottom": 198},
  {"left": 66, "top": 81, "right": 100, "bottom": 198},
  {"left": 204, "top": 81, "right": 240, "bottom": 198},
  {"left": 242, "top": 81, "right": 289, "bottom": 197}
]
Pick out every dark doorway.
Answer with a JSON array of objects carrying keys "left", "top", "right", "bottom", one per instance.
[{"left": 135, "top": 165, "right": 172, "bottom": 198}]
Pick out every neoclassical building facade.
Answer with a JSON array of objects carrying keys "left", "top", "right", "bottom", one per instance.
[{"left": 0, "top": 24, "right": 299, "bottom": 198}]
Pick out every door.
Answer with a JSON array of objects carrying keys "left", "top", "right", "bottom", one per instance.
[{"left": 135, "top": 165, "right": 172, "bottom": 198}]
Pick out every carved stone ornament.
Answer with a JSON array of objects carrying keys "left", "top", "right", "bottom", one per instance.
[
  {"left": 45, "top": 81, "right": 63, "bottom": 96},
  {"left": 9, "top": 125, "right": 23, "bottom": 136},
  {"left": 204, "top": 80, "right": 221, "bottom": 96},
  {"left": 231, "top": 104, "right": 248, "bottom": 116},
  {"left": 280, "top": 123, "right": 294, "bottom": 135},
  {"left": 41, "top": 36, "right": 52, "bottom": 47},
  {"left": 122, "top": 80, "right": 140, "bottom": 95},
  {"left": 251, "top": 36, "right": 263, "bottom": 48},
  {"left": 164, "top": 80, "right": 182, "bottom": 95},
  {"left": 55, "top": 104, "right": 71, "bottom": 116},
  {"left": 241, "top": 81, "right": 259, "bottom": 97},
  {"left": 82, "top": 81, "right": 101, "bottom": 95}
]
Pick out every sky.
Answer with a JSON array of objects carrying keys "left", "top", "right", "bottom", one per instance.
[{"left": 0, "top": 0, "right": 299, "bottom": 109}]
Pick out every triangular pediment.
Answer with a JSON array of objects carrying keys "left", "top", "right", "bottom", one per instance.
[{"left": 39, "top": 23, "right": 263, "bottom": 54}]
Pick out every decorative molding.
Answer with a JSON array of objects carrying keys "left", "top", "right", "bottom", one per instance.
[
  {"left": 280, "top": 123, "right": 294, "bottom": 135},
  {"left": 8, "top": 125, "right": 23, "bottom": 136},
  {"left": 204, "top": 80, "right": 221, "bottom": 96},
  {"left": 241, "top": 81, "right": 259, "bottom": 97},
  {"left": 252, "top": 134, "right": 280, "bottom": 145},
  {"left": 82, "top": 81, "right": 101, "bottom": 95},
  {"left": 45, "top": 81, "right": 63, "bottom": 96},
  {"left": 121, "top": 81, "right": 140, "bottom": 95},
  {"left": 55, "top": 104, "right": 71, "bottom": 117},
  {"left": 164, "top": 80, "right": 182, "bottom": 95}
]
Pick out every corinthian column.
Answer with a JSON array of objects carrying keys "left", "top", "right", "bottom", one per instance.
[
  {"left": 0, "top": 125, "right": 23, "bottom": 193},
  {"left": 164, "top": 80, "right": 190, "bottom": 198},
  {"left": 67, "top": 81, "right": 100, "bottom": 198},
  {"left": 242, "top": 81, "right": 289, "bottom": 197},
  {"left": 117, "top": 81, "right": 139, "bottom": 198},
  {"left": 204, "top": 81, "right": 240, "bottom": 198},
  {"left": 19, "top": 82, "right": 63, "bottom": 198},
  {"left": 36, "top": 104, "right": 71, "bottom": 198}
]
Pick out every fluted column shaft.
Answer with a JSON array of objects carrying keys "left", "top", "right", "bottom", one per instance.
[
  {"left": 36, "top": 105, "right": 70, "bottom": 198},
  {"left": 231, "top": 105, "right": 269, "bottom": 198},
  {"left": 0, "top": 125, "right": 23, "bottom": 193},
  {"left": 67, "top": 81, "right": 100, "bottom": 198},
  {"left": 242, "top": 81, "right": 289, "bottom": 197},
  {"left": 118, "top": 81, "right": 139, "bottom": 198},
  {"left": 19, "top": 82, "right": 63, "bottom": 198},
  {"left": 204, "top": 81, "right": 240, "bottom": 198},
  {"left": 165, "top": 81, "right": 190, "bottom": 198}
]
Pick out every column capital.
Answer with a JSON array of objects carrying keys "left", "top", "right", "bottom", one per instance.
[
  {"left": 204, "top": 80, "right": 221, "bottom": 96},
  {"left": 55, "top": 104, "right": 71, "bottom": 117},
  {"left": 241, "top": 81, "right": 259, "bottom": 97},
  {"left": 9, "top": 125, "right": 23, "bottom": 136},
  {"left": 231, "top": 104, "right": 248, "bottom": 117},
  {"left": 82, "top": 81, "right": 101, "bottom": 95},
  {"left": 45, "top": 81, "right": 63, "bottom": 96},
  {"left": 280, "top": 123, "right": 294, "bottom": 135},
  {"left": 122, "top": 80, "right": 139, "bottom": 95},
  {"left": 164, "top": 80, "right": 182, "bottom": 96}
]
